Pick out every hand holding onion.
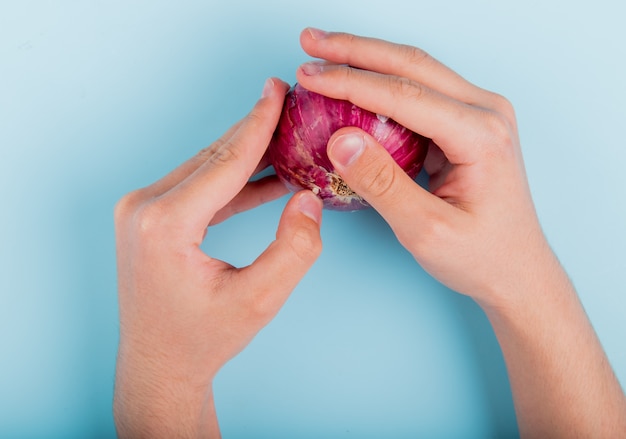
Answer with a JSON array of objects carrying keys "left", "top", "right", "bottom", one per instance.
[
  {"left": 296, "top": 28, "right": 543, "bottom": 308},
  {"left": 113, "top": 27, "right": 626, "bottom": 438},
  {"left": 269, "top": 83, "right": 429, "bottom": 210},
  {"left": 297, "top": 28, "right": 626, "bottom": 438}
]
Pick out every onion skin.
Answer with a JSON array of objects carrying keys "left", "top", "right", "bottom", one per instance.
[{"left": 269, "top": 83, "right": 429, "bottom": 211}]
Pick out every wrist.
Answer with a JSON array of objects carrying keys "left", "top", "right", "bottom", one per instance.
[
  {"left": 113, "top": 342, "right": 217, "bottom": 438},
  {"left": 475, "top": 248, "right": 626, "bottom": 437},
  {"left": 474, "top": 231, "right": 567, "bottom": 315}
]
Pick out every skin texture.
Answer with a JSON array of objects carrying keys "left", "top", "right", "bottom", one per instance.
[
  {"left": 298, "top": 29, "right": 626, "bottom": 438},
  {"left": 113, "top": 29, "right": 626, "bottom": 438},
  {"left": 113, "top": 78, "right": 323, "bottom": 438}
]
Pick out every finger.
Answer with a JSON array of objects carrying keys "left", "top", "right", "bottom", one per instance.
[
  {"left": 208, "top": 175, "right": 289, "bottom": 226},
  {"left": 236, "top": 191, "right": 323, "bottom": 318},
  {"left": 139, "top": 120, "right": 244, "bottom": 200},
  {"left": 300, "top": 28, "right": 490, "bottom": 106},
  {"left": 162, "top": 78, "right": 290, "bottom": 232},
  {"left": 297, "top": 62, "right": 489, "bottom": 165},
  {"left": 326, "top": 127, "right": 458, "bottom": 245}
]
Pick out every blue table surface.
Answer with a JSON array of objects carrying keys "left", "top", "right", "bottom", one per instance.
[{"left": 1, "top": 1, "right": 625, "bottom": 437}]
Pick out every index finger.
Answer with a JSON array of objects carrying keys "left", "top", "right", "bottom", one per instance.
[
  {"left": 162, "top": 78, "right": 290, "bottom": 233},
  {"left": 296, "top": 62, "right": 487, "bottom": 166},
  {"left": 300, "top": 28, "right": 491, "bottom": 107}
]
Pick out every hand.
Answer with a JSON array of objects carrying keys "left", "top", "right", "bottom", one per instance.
[
  {"left": 296, "top": 28, "right": 626, "bottom": 438},
  {"left": 113, "top": 78, "right": 323, "bottom": 438},
  {"left": 297, "top": 28, "right": 545, "bottom": 310}
]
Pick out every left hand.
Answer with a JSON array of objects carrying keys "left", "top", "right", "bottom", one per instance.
[{"left": 113, "top": 78, "right": 323, "bottom": 438}]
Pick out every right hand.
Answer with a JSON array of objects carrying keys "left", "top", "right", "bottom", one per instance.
[
  {"left": 296, "top": 29, "right": 555, "bottom": 309},
  {"left": 297, "top": 29, "right": 626, "bottom": 439}
]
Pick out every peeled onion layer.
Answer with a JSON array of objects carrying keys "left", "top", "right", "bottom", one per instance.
[{"left": 269, "top": 83, "right": 429, "bottom": 211}]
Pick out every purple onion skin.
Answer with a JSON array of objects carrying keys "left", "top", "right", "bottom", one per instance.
[{"left": 269, "top": 83, "right": 429, "bottom": 211}]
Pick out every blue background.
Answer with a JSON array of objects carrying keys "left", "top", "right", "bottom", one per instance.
[{"left": 1, "top": 1, "right": 625, "bottom": 437}]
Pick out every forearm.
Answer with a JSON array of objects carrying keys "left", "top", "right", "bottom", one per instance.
[
  {"left": 482, "top": 250, "right": 626, "bottom": 438},
  {"left": 113, "top": 346, "right": 221, "bottom": 439}
]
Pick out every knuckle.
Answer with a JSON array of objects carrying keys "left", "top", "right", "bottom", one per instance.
[
  {"left": 358, "top": 159, "right": 398, "bottom": 199},
  {"left": 338, "top": 64, "right": 359, "bottom": 89},
  {"left": 289, "top": 227, "right": 322, "bottom": 263},
  {"left": 247, "top": 292, "right": 277, "bottom": 323},
  {"left": 485, "top": 110, "right": 509, "bottom": 136},
  {"left": 197, "top": 142, "right": 220, "bottom": 160},
  {"left": 488, "top": 113, "right": 512, "bottom": 147},
  {"left": 132, "top": 198, "right": 170, "bottom": 237},
  {"left": 390, "top": 76, "right": 424, "bottom": 104},
  {"left": 206, "top": 110, "right": 265, "bottom": 167},
  {"left": 489, "top": 92, "right": 517, "bottom": 123},
  {"left": 484, "top": 110, "right": 515, "bottom": 152},
  {"left": 400, "top": 44, "right": 431, "bottom": 67},
  {"left": 341, "top": 64, "right": 355, "bottom": 81},
  {"left": 208, "top": 141, "right": 242, "bottom": 167},
  {"left": 114, "top": 189, "right": 144, "bottom": 224},
  {"left": 240, "top": 276, "right": 281, "bottom": 322}
]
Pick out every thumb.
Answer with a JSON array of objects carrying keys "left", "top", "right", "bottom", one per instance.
[
  {"left": 237, "top": 190, "right": 323, "bottom": 315},
  {"left": 327, "top": 127, "right": 444, "bottom": 247},
  {"left": 327, "top": 127, "right": 433, "bottom": 218}
]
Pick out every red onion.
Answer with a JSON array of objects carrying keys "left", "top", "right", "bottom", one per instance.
[{"left": 269, "top": 83, "right": 429, "bottom": 211}]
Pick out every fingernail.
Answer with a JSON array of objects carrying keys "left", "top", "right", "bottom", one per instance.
[
  {"left": 329, "top": 133, "right": 365, "bottom": 167},
  {"left": 298, "top": 191, "right": 323, "bottom": 224},
  {"left": 307, "top": 27, "right": 328, "bottom": 40},
  {"left": 261, "top": 77, "right": 274, "bottom": 98},
  {"left": 300, "top": 61, "right": 324, "bottom": 76}
]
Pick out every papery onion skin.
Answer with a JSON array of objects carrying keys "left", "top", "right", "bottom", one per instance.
[{"left": 269, "top": 83, "right": 429, "bottom": 211}]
